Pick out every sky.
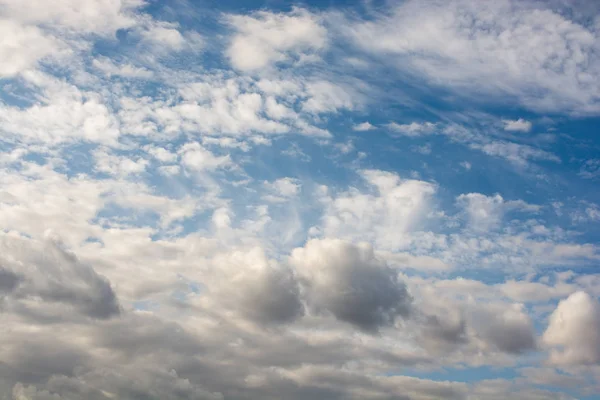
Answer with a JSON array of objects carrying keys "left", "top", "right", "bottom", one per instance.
[{"left": 1, "top": 0, "right": 600, "bottom": 399}]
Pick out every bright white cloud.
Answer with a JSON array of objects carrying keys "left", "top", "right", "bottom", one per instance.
[
  {"left": 319, "top": 169, "right": 436, "bottom": 251},
  {"left": 457, "top": 193, "right": 540, "bottom": 231},
  {"left": 179, "top": 142, "right": 233, "bottom": 172},
  {"left": 543, "top": 291, "right": 600, "bottom": 365},
  {"left": 387, "top": 121, "right": 436, "bottom": 137},
  {"left": 225, "top": 8, "right": 327, "bottom": 72},
  {"left": 353, "top": 121, "right": 375, "bottom": 131},
  {"left": 0, "top": 20, "right": 63, "bottom": 78},
  {"left": 347, "top": 0, "right": 600, "bottom": 114},
  {"left": 503, "top": 118, "right": 532, "bottom": 132}
]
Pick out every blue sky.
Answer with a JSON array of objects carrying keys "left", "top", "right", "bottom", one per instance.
[{"left": 1, "top": 0, "right": 600, "bottom": 399}]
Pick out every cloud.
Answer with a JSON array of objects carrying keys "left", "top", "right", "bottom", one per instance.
[
  {"left": 352, "top": 121, "right": 375, "bottom": 131},
  {"left": 0, "top": 233, "right": 120, "bottom": 320},
  {"left": 471, "top": 303, "right": 536, "bottom": 354},
  {"left": 469, "top": 140, "right": 560, "bottom": 168},
  {"left": 387, "top": 122, "right": 436, "bottom": 137},
  {"left": 0, "top": 72, "right": 120, "bottom": 145},
  {"left": 319, "top": 169, "right": 436, "bottom": 251},
  {"left": 263, "top": 177, "right": 302, "bottom": 202},
  {"left": 225, "top": 8, "right": 327, "bottom": 72},
  {"left": 290, "top": 239, "right": 412, "bottom": 331},
  {"left": 93, "top": 148, "right": 149, "bottom": 177},
  {"left": 0, "top": 0, "right": 142, "bottom": 35},
  {"left": 179, "top": 142, "right": 233, "bottom": 172},
  {"left": 205, "top": 247, "right": 304, "bottom": 325},
  {"left": 456, "top": 193, "right": 540, "bottom": 231},
  {"left": 345, "top": 0, "right": 600, "bottom": 114},
  {"left": 503, "top": 118, "right": 532, "bottom": 132},
  {"left": 543, "top": 291, "right": 600, "bottom": 365},
  {"left": 92, "top": 57, "right": 153, "bottom": 79},
  {"left": 0, "top": 0, "right": 599, "bottom": 398},
  {"left": 0, "top": 20, "right": 63, "bottom": 78},
  {"left": 579, "top": 159, "right": 600, "bottom": 179}
]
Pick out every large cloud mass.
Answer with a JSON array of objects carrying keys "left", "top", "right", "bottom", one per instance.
[{"left": 1, "top": 0, "right": 599, "bottom": 398}]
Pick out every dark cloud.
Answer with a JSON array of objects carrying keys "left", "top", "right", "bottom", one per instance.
[
  {"left": 471, "top": 304, "right": 537, "bottom": 354},
  {"left": 291, "top": 239, "right": 412, "bottom": 332},
  {"left": 0, "top": 267, "right": 21, "bottom": 293},
  {"left": 0, "top": 235, "right": 120, "bottom": 320},
  {"left": 237, "top": 265, "right": 304, "bottom": 325}
]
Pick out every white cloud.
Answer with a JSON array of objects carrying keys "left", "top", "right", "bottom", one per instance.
[
  {"left": 0, "top": 72, "right": 120, "bottom": 145},
  {"left": 456, "top": 193, "right": 540, "bottom": 231},
  {"left": 503, "top": 118, "right": 532, "bottom": 132},
  {"left": 263, "top": 177, "right": 301, "bottom": 200},
  {"left": 143, "top": 145, "right": 178, "bottom": 163},
  {"left": 319, "top": 169, "right": 436, "bottom": 251},
  {"left": 387, "top": 121, "right": 436, "bottom": 137},
  {"left": 225, "top": 8, "right": 327, "bottom": 72},
  {"left": 353, "top": 121, "right": 375, "bottom": 131},
  {"left": 543, "top": 291, "right": 600, "bottom": 365},
  {"left": 179, "top": 142, "right": 233, "bottom": 172},
  {"left": 94, "top": 148, "right": 149, "bottom": 177},
  {"left": 92, "top": 57, "right": 153, "bottom": 79},
  {"left": 301, "top": 80, "right": 358, "bottom": 114},
  {"left": 346, "top": 0, "right": 600, "bottom": 114},
  {"left": 579, "top": 159, "right": 600, "bottom": 179},
  {"left": 469, "top": 141, "right": 560, "bottom": 167},
  {"left": 0, "top": 20, "right": 63, "bottom": 78},
  {"left": 0, "top": 0, "right": 142, "bottom": 35},
  {"left": 140, "top": 22, "right": 187, "bottom": 51}
]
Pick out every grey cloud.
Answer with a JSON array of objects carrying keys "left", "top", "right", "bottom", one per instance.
[
  {"left": 471, "top": 304, "right": 537, "bottom": 354},
  {"left": 238, "top": 266, "right": 304, "bottom": 324},
  {"left": 207, "top": 249, "right": 304, "bottom": 325},
  {"left": 0, "top": 234, "right": 120, "bottom": 320},
  {"left": 419, "top": 312, "right": 469, "bottom": 354},
  {"left": 0, "top": 267, "right": 21, "bottom": 293},
  {"left": 290, "top": 239, "right": 412, "bottom": 332}
]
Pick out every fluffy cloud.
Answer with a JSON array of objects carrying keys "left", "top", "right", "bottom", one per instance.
[
  {"left": 470, "top": 303, "right": 536, "bottom": 354},
  {"left": 0, "top": 232, "right": 120, "bottom": 320},
  {"left": 320, "top": 169, "right": 436, "bottom": 251},
  {"left": 201, "top": 247, "right": 304, "bottom": 325},
  {"left": 352, "top": 121, "right": 375, "bottom": 131},
  {"left": 543, "top": 291, "right": 600, "bottom": 365},
  {"left": 290, "top": 239, "right": 412, "bottom": 331},
  {"left": 503, "top": 118, "right": 532, "bottom": 132},
  {"left": 225, "top": 8, "right": 327, "bottom": 72},
  {"left": 0, "top": 0, "right": 599, "bottom": 398}
]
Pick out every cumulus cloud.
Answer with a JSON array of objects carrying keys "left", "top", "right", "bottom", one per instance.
[
  {"left": 290, "top": 239, "right": 412, "bottom": 331},
  {"left": 470, "top": 303, "right": 536, "bottom": 354},
  {"left": 503, "top": 118, "right": 532, "bottom": 132},
  {"left": 543, "top": 291, "right": 600, "bottom": 365},
  {"left": 0, "top": 0, "right": 599, "bottom": 398},
  {"left": 203, "top": 247, "right": 304, "bottom": 325},
  {"left": 0, "top": 233, "right": 120, "bottom": 320},
  {"left": 353, "top": 121, "right": 375, "bottom": 131},
  {"left": 320, "top": 169, "right": 436, "bottom": 251},
  {"left": 225, "top": 8, "right": 327, "bottom": 72}
]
